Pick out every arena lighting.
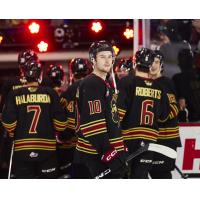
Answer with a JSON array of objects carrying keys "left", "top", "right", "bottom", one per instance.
[
  {"left": 123, "top": 28, "right": 134, "bottom": 39},
  {"left": 112, "top": 45, "right": 120, "bottom": 56},
  {"left": 91, "top": 21, "right": 103, "bottom": 33},
  {"left": 0, "top": 35, "right": 3, "bottom": 44},
  {"left": 37, "top": 41, "right": 48, "bottom": 52},
  {"left": 54, "top": 27, "right": 65, "bottom": 43},
  {"left": 29, "top": 22, "right": 40, "bottom": 34}
]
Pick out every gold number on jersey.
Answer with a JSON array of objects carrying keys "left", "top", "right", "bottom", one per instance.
[
  {"left": 88, "top": 100, "right": 102, "bottom": 115},
  {"left": 140, "top": 100, "right": 154, "bottom": 126},
  {"left": 67, "top": 101, "right": 74, "bottom": 113},
  {"left": 27, "top": 105, "right": 41, "bottom": 134}
]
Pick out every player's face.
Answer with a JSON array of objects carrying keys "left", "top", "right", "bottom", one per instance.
[
  {"left": 150, "top": 57, "right": 161, "bottom": 76},
  {"left": 95, "top": 51, "right": 113, "bottom": 73}
]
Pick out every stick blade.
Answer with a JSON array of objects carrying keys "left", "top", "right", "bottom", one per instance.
[{"left": 148, "top": 143, "right": 177, "bottom": 159}]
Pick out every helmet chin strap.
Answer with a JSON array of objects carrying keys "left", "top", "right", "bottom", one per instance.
[{"left": 111, "top": 64, "right": 118, "bottom": 94}]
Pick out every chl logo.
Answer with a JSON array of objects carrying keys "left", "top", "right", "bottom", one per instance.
[{"left": 182, "top": 139, "right": 200, "bottom": 170}]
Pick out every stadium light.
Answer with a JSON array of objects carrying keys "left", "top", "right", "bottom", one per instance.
[
  {"left": 91, "top": 21, "right": 103, "bottom": 33},
  {"left": 123, "top": 28, "right": 134, "bottom": 39},
  {"left": 54, "top": 27, "right": 65, "bottom": 43},
  {"left": 112, "top": 45, "right": 120, "bottom": 56},
  {"left": 37, "top": 41, "right": 48, "bottom": 52},
  {"left": 29, "top": 22, "right": 40, "bottom": 34},
  {"left": 0, "top": 35, "right": 3, "bottom": 44}
]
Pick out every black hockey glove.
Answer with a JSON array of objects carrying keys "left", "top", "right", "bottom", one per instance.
[{"left": 101, "top": 148, "right": 128, "bottom": 177}]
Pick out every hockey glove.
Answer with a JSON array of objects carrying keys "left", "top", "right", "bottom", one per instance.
[{"left": 101, "top": 148, "right": 128, "bottom": 177}]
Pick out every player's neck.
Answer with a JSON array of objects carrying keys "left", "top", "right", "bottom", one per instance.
[
  {"left": 135, "top": 70, "right": 149, "bottom": 78},
  {"left": 150, "top": 73, "right": 162, "bottom": 80},
  {"left": 93, "top": 68, "right": 107, "bottom": 80}
]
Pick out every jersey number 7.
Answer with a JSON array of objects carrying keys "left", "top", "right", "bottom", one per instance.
[{"left": 27, "top": 105, "right": 41, "bottom": 134}]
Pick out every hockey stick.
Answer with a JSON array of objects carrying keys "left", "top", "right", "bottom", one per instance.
[
  {"left": 111, "top": 67, "right": 118, "bottom": 94},
  {"left": 175, "top": 165, "right": 188, "bottom": 179},
  {"left": 8, "top": 142, "right": 14, "bottom": 179},
  {"left": 95, "top": 143, "right": 177, "bottom": 179}
]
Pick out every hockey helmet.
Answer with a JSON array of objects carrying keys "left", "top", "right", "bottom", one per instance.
[
  {"left": 89, "top": 40, "right": 115, "bottom": 63},
  {"left": 115, "top": 58, "right": 133, "bottom": 73},
  {"left": 23, "top": 59, "right": 42, "bottom": 82},
  {"left": 47, "top": 64, "right": 65, "bottom": 87},
  {"left": 135, "top": 48, "right": 155, "bottom": 70},
  {"left": 70, "top": 58, "right": 91, "bottom": 78},
  {"left": 18, "top": 49, "right": 39, "bottom": 66}
]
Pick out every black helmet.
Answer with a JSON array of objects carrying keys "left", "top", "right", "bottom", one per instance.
[
  {"left": 89, "top": 40, "right": 115, "bottom": 62},
  {"left": 116, "top": 58, "right": 133, "bottom": 72},
  {"left": 154, "top": 50, "right": 164, "bottom": 68},
  {"left": 70, "top": 58, "right": 91, "bottom": 78},
  {"left": 47, "top": 64, "right": 65, "bottom": 87},
  {"left": 135, "top": 48, "right": 155, "bottom": 70},
  {"left": 18, "top": 49, "right": 38, "bottom": 66},
  {"left": 23, "top": 60, "right": 42, "bottom": 82}
]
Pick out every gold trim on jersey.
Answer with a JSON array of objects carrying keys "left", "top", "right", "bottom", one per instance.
[
  {"left": 76, "top": 137, "right": 98, "bottom": 154},
  {"left": 2, "top": 120, "right": 17, "bottom": 132},
  {"left": 109, "top": 137, "right": 125, "bottom": 151},
  {"left": 118, "top": 108, "right": 126, "bottom": 121},
  {"left": 66, "top": 117, "right": 75, "bottom": 130},
  {"left": 169, "top": 104, "right": 179, "bottom": 119},
  {"left": 53, "top": 119, "right": 68, "bottom": 131},
  {"left": 122, "top": 127, "right": 159, "bottom": 142},
  {"left": 80, "top": 119, "right": 107, "bottom": 138},
  {"left": 14, "top": 138, "right": 56, "bottom": 151},
  {"left": 158, "top": 126, "right": 180, "bottom": 139}
]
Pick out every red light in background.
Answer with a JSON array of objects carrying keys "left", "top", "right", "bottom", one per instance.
[
  {"left": 112, "top": 45, "right": 120, "bottom": 56},
  {"left": 123, "top": 28, "right": 134, "bottom": 39},
  {"left": 0, "top": 35, "right": 3, "bottom": 44},
  {"left": 91, "top": 21, "right": 103, "bottom": 33},
  {"left": 37, "top": 41, "right": 48, "bottom": 52},
  {"left": 29, "top": 22, "right": 40, "bottom": 34}
]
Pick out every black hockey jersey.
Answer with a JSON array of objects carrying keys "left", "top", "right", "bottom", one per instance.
[
  {"left": 117, "top": 75, "right": 170, "bottom": 143},
  {"left": 2, "top": 86, "right": 68, "bottom": 161},
  {"left": 0, "top": 77, "right": 25, "bottom": 113},
  {"left": 155, "top": 76, "right": 181, "bottom": 147},
  {"left": 75, "top": 74, "right": 125, "bottom": 156},
  {"left": 58, "top": 81, "right": 81, "bottom": 149}
]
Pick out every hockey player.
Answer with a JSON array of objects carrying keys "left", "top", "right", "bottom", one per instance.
[
  {"left": 113, "top": 57, "right": 134, "bottom": 89},
  {"left": 44, "top": 64, "right": 70, "bottom": 178},
  {"left": 2, "top": 60, "right": 67, "bottom": 179},
  {"left": 46, "top": 64, "right": 65, "bottom": 95},
  {"left": 117, "top": 48, "right": 170, "bottom": 179},
  {"left": 148, "top": 50, "right": 181, "bottom": 179},
  {"left": 0, "top": 49, "right": 39, "bottom": 178},
  {"left": 115, "top": 58, "right": 134, "bottom": 80},
  {"left": 59, "top": 58, "right": 92, "bottom": 178},
  {"left": 74, "top": 40, "right": 128, "bottom": 178},
  {"left": 0, "top": 49, "right": 39, "bottom": 111}
]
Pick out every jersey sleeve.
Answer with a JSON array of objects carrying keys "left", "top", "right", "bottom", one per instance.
[
  {"left": 50, "top": 89, "right": 68, "bottom": 132},
  {"left": 1, "top": 91, "right": 17, "bottom": 137},
  {"left": 59, "top": 88, "right": 76, "bottom": 140},
  {"left": 158, "top": 88, "right": 171, "bottom": 123},
  {"left": 117, "top": 77, "right": 131, "bottom": 122}
]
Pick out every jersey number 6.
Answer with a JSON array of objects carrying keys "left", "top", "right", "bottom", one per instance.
[{"left": 140, "top": 100, "right": 154, "bottom": 126}]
